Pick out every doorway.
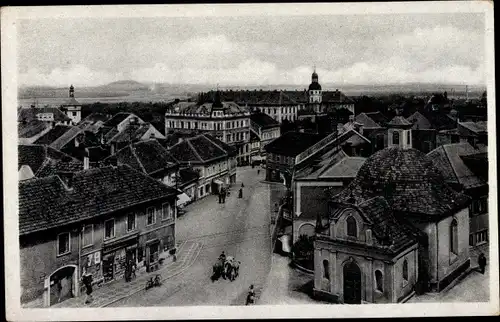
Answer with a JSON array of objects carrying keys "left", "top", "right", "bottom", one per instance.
[
  {"left": 343, "top": 261, "right": 362, "bottom": 304},
  {"left": 49, "top": 266, "right": 76, "bottom": 306}
]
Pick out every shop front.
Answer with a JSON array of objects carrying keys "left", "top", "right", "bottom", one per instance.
[{"left": 102, "top": 233, "right": 139, "bottom": 283}]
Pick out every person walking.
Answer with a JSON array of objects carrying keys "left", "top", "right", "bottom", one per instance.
[
  {"left": 81, "top": 270, "right": 93, "bottom": 304},
  {"left": 238, "top": 188, "right": 243, "bottom": 199},
  {"left": 246, "top": 284, "right": 255, "bottom": 305},
  {"left": 478, "top": 253, "right": 487, "bottom": 274}
]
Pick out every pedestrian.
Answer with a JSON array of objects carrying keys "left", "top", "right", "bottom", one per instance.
[
  {"left": 238, "top": 188, "right": 243, "bottom": 199},
  {"left": 246, "top": 284, "right": 255, "bottom": 305},
  {"left": 241, "top": 182, "right": 244, "bottom": 188},
  {"left": 56, "top": 279, "right": 63, "bottom": 303},
  {"left": 218, "top": 190, "right": 222, "bottom": 204},
  {"left": 82, "top": 270, "right": 93, "bottom": 304},
  {"left": 478, "top": 253, "right": 487, "bottom": 274},
  {"left": 222, "top": 189, "right": 226, "bottom": 203},
  {"left": 257, "top": 169, "right": 260, "bottom": 175}
]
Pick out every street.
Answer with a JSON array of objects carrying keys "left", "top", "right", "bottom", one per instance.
[{"left": 110, "top": 166, "right": 273, "bottom": 306}]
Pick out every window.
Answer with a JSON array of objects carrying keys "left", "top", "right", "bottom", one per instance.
[
  {"left": 104, "top": 219, "right": 115, "bottom": 239},
  {"left": 57, "top": 232, "right": 71, "bottom": 256},
  {"left": 72, "top": 111, "right": 77, "bottom": 116},
  {"left": 323, "top": 260, "right": 330, "bottom": 280},
  {"left": 346, "top": 216, "right": 357, "bottom": 237},
  {"left": 375, "top": 270, "right": 383, "bottom": 292},
  {"left": 407, "top": 131, "right": 411, "bottom": 144},
  {"left": 82, "top": 224, "right": 93, "bottom": 247},
  {"left": 162, "top": 203, "right": 172, "bottom": 220},
  {"left": 450, "top": 219, "right": 458, "bottom": 255},
  {"left": 149, "top": 243, "right": 159, "bottom": 264},
  {"left": 469, "top": 234, "right": 474, "bottom": 246},
  {"left": 127, "top": 213, "right": 136, "bottom": 231},
  {"left": 199, "top": 186, "right": 204, "bottom": 197},
  {"left": 147, "top": 207, "right": 156, "bottom": 226},
  {"left": 393, "top": 131, "right": 400, "bottom": 145},
  {"left": 402, "top": 259, "right": 408, "bottom": 282}
]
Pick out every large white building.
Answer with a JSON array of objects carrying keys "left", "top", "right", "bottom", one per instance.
[{"left": 165, "top": 91, "right": 252, "bottom": 165}]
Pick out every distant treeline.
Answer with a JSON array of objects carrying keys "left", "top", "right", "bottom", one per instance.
[{"left": 82, "top": 101, "right": 176, "bottom": 125}]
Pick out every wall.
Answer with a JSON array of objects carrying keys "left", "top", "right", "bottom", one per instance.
[
  {"left": 436, "top": 208, "right": 470, "bottom": 288},
  {"left": 392, "top": 248, "right": 418, "bottom": 302}
]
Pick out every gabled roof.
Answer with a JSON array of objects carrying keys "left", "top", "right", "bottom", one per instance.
[
  {"left": 18, "top": 120, "right": 51, "bottom": 139},
  {"left": 406, "top": 111, "right": 432, "bottom": 130},
  {"left": 321, "top": 157, "right": 367, "bottom": 179},
  {"left": 388, "top": 116, "right": 412, "bottom": 127},
  {"left": 264, "top": 131, "right": 323, "bottom": 157},
  {"left": 178, "top": 167, "right": 200, "bottom": 187},
  {"left": 459, "top": 121, "right": 487, "bottom": 134},
  {"left": 322, "top": 90, "right": 354, "bottom": 104},
  {"left": 364, "top": 112, "right": 389, "bottom": 126},
  {"left": 62, "top": 97, "right": 81, "bottom": 106},
  {"left": 427, "top": 142, "right": 486, "bottom": 190},
  {"left": 250, "top": 112, "right": 280, "bottom": 129},
  {"left": 19, "top": 165, "right": 179, "bottom": 236},
  {"left": 49, "top": 126, "right": 84, "bottom": 150},
  {"left": 257, "top": 91, "right": 297, "bottom": 105},
  {"left": 18, "top": 144, "right": 83, "bottom": 178},
  {"left": 33, "top": 125, "right": 73, "bottom": 145},
  {"left": 18, "top": 107, "right": 71, "bottom": 123},
  {"left": 105, "top": 139, "right": 177, "bottom": 176},
  {"left": 354, "top": 113, "right": 382, "bottom": 129},
  {"left": 103, "top": 112, "right": 135, "bottom": 128},
  {"left": 107, "top": 123, "right": 161, "bottom": 143},
  {"left": 171, "top": 101, "right": 248, "bottom": 115},
  {"left": 169, "top": 134, "right": 229, "bottom": 164}
]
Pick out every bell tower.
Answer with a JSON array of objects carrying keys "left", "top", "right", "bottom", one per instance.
[
  {"left": 69, "top": 84, "right": 75, "bottom": 98},
  {"left": 387, "top": 114, "right": 413, "bottom": 149},
  {"left": 308, "top": 66, "right": 322, "bottom": 109}
]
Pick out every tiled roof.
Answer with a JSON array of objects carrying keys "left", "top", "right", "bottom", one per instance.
[
  {"left": 250, "top": 112, "right": 280, "bottom": 128},
  {"left": 388, "top": 116, "right": 412, "bottom": 127},
  {"left": 49, "top": 126, "right": 84, "bottom": 150},
  {"left": 107, "top": 123, "right": 160, "bottom": 143},
  {"left": 424, "top": 111, "right": 457, "bottom": 130},
  {"left": 406, "top": 111, "right": 432, "bottom": 130},
  {"left": 82, "top": 112, "right": 110, "bottom": 123},
  {"left": 264, "top": 131, "right": 323, "bottom": 157},
  {"left": 33, "top": 125, "right": 73, "bottom": 145},
  {"left": 106, "top": 139, "right": 177, "bottom": 176},
  {"left": 364, "top": 112, "right": 389, "bottom": 126},
  {"left": 19, "top": 165, "right": 179, "bottom": 235},
  {"left": 169, "top": 134, "right": 228, "bottom": 164},
  {"left": 321, "top": 157, "right": 366, "bottom": 179},
  {"left": 103, "top": 112, "right": 135, "bottom": 128},
  {"left": 171, "top": 101, "right": 248, "bottom": 115},
  {"left": 18, "top": 107, "right": 71, "bottom": 123},
  {"left": 18, "top": 144, "right": 83, "bottom": 178},
  {"left": 427, "top": 143, "right": 486, "bottom": 190},
  {"left": 333, "top": 147, "right": 470, "bottom": 217},
  {"left": 295, "top": 148, "right": 348, "bottom": 180},
  {"left": 178, "top": 167, "right": 200, "bottom": 187},
  {"left": 459, "top": 121, "right": 487, "bottom": 134},
  {"left": 354, "top": 113, "right": 382, "bottom": 129},
  {"left": 322, "top": 90, "right": 354, "bottom": 104},
  {"left": 356, "top": 197, "right": 419, "bottom": 253},
  {"left": 62, "top": 97, "right": 81, "bottom": 106},
  {"left": 18, "top": 120, "right": 51, "bottom": 139},
  {"left": 257, "top": 91, "right": 297, "bottom": 105},
  {"left": 203, "top": 134, "right": 238, "bottom": 157}
]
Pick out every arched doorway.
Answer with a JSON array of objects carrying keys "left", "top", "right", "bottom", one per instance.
[
  {"left": 47, "top": 265, "right": 77, "bottom": 306},
  {"left": 343, "top": 261, "right": 362, "bottom": 304}
]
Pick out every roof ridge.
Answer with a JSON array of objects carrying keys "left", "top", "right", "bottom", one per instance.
[
  {"left": 186, "top": 137, "right": 204, "bottom": 162},
  {"left": 204, "top": 135, "right": 229, "bottom": 156},
  {"left": 442, "top": 144, "right": 467, "bottom": 184},
  {"left": 129, "top": 144, "right": 147, "bottom": 174}
]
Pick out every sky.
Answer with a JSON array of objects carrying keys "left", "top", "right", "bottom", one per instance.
[{"left": 17, "top": 13, "right": 486, "bottom": 87}]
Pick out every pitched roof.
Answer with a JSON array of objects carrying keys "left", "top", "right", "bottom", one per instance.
[
  {"left": 406, "top": 111, "right": 432, "bottom": 130},
  {"left": 459, "top": 121, "right": 487, "bottom": 134},
  {"left": 169, "top": 134, "right": 229, "bottom": 164},
  {"left": 103, "top": 112, "right": 135, "bottom": 128},
  {"left": 49, "top": 126, "right": 84, "bottom": 150},
  {"left": 364, "top": 112, "right": 389, "bottom": 126},
  {"left": 321, "top": 157, "right": 367, "bottom": 179},
  {"left": 18, "top": 144, "right": 83, "bottom": 178},
  {"left": 171, "top": 101, "right": 248, "bottom": 115},
  {"left": 354, "top": 113, "right": 382, "bottom": 129},
  {"left": 250, "top": 112, "right": 280, "bottom": 129},
  {"left": 62, "top": 97, "right": 81, "bottom": 106},
  {"left": 257, "top": 91, "right": 297, "bottom": 105},
  {"left": 178, "top": 167, "right": 200, "bottom": 187},
  {"left": 322, "top": 90, "right": 354, "bottom": 104},
  {"left": 106, "top": 139, "right": 177, "bottom": 176},
  {"left": 427, "top": 142, "right": 486, "bottom": 190},
  {"left": 18, "top": 120, "right": 51, "bottom": 139},
  {"left": 264, "top": 131, "right": 323, "bottom": 157},
  {"left": 333, "top": 147, "right": 470, "bottom": 217},
  {"left": 388, "top": 116, "right": 412, "bottom": 127},
  {"left": 33, "top": 125, "right": 73, "bottom": 145},
  {"left": 18, "top": 107, "right": 71, "bottom": 123},
  {"left": 19, "top": 165, "right": 179, "bottom": 235},
  {"left": 107, "top": 123, "right": 161, "bottom": 143},
  {"left": 82, "top": 112, "right": 110, "bottom": 123}
]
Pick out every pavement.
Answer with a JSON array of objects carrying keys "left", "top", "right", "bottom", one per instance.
[
  {"left": 407, "top": 244, "right": 490, "bottom": 303},
  {"left": 109, "top": 166, "right": 275, "bottom": 306},
  {"left": 49, "top": 240, "right": 203, "bottom": 308}
]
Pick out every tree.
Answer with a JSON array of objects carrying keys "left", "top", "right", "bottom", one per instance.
[{"left": 291, "top": 234, "right": 315, "bottom": 262}]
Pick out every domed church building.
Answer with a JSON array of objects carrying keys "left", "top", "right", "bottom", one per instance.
[{"left": 313, "top": 115, "right": 471, "bottom": 304}]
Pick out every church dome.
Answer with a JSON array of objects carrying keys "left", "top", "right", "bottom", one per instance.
[
  {"left": 308, "top": 82, "right": 322, "bottom": 91},
  {"left": 334, "top": 147, "right": 470, "bottom": 216}
]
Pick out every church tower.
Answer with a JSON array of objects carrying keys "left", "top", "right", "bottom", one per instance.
[
  {"left": 387, "top": 114, "right": 413, "bottom": 149},
  {"left": 308, "top": 67, "right": 322, "bottom": 104},
  {"left": 61, "top": 84, "right": 82, "bottom": 124}
]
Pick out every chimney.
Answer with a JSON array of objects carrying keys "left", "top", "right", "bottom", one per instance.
[{"left": 84, "top": 148, "right": 90, "bottom": 170}]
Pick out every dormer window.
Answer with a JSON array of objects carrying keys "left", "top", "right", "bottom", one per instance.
[{"left": 346, "top": 216, "right": 357, "bottom": 238}]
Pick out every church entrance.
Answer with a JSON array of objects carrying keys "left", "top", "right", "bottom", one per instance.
[{"left": 343, "top": 261, "right": 362, "bottom": 304}]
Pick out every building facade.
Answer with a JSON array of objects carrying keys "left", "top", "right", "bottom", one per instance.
[
  {"left": 19, "top": 165, "right": 179, "bottom": 307},
  {"left": 60, "top": 85, "right": 82, "bottom": 125},
  {"left": 165, "top": 92, "right": 251, "bottom": 165}
]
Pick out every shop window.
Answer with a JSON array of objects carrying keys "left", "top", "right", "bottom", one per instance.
[
  {"left": 162, "top": 202, "right": 172, "bottom": 220},
  {"left": 403, "top": 259, "right": 408, "bottom": 282},
  {"left": 137, "top": 247, "right": 144, "bottom": 263},
  {"left": 149, "top": 243, "right": 159, "bottom": 264},
  {"left": 57, "top": 232, "right": 71, "bottom": 256},
  {"left": 104, "top": 219, "right": 115, "bottom": 239},
  {"left": 450, "top": 219, "right": 458, "bottom": 255},
  {"left": 146, "top": 207, "right": 156, "bottom": 226},
  {"left": 375, "top": 270, "right": 383, "bottom": 292},
  {"left": 127, "top": 213, "right": 136, "bottom": 231},
  {"left": 346, "top": 216, "right": 357, "bottom": 238},
  {"left": 82, "top": 224, "right": 93, "bottom": 247},
  {"left": 476, "top": 230, "right": 488, "bottom": 244}
]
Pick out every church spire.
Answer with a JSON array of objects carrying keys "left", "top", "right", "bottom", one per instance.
[{"left": 69, "top": 84, "right": 75, "bottom": 98}]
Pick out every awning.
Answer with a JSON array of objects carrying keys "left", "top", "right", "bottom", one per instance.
[{"left": 177, "top": 192, "right": 191, "bottom": 206}]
